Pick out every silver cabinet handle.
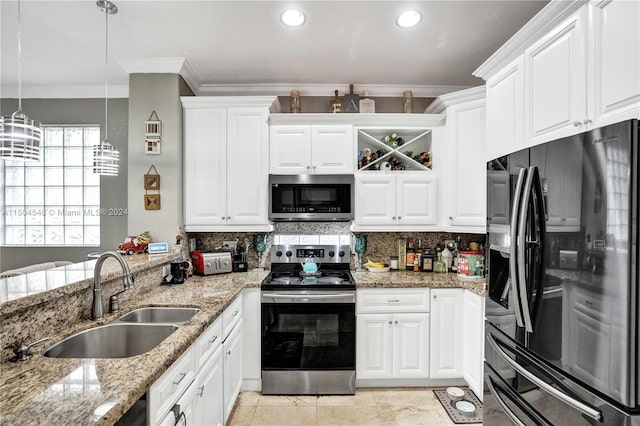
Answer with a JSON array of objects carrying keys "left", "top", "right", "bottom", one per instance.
[
  {"left": 173, "top": 372, "right": 187, "bottom": 386},
  {"left": 306, "top": 165, "right": 311, "bottom": 169},
  {"left": 392, "top": 216, "right": 396, "bottom": 220},
  {"left": 394, "top": 320, "right": 398, "bottom": 324},
  {"left": 487, "top": 333, "right": 602, "bottom": 421},
  {"left": 312, "top": 166, "right": 316, "bottom": 170},
  {"left": 388, "top": 299, "right": 400, "bottom": 302},
  {"left": 449, "top": 216, "right": 453, "bottom": 220},
  {"left": 209, "top": 335, "right": 218, "bottom": 344},
  {"left": 388, "top": 320, "right": 392, "bottom": 324},
  {"left": 197, "top": 384, "right": 205, "bottom": 397},
  {"left": 227, "top": 350, "right": 231, "bottom": 356},
  {"left": 397, "top": 216, "right": 402, "bottom": 220},
  {"left": 573, "top": 121, "right": 582, "bottom": 127},
  {"left": 233, "top": 310, "right": 239, "bottom": 317},
  {"left": 583, "top": 118, "right": 592, "bottom": 125},
  {"left": 433, "top": 295, "right": 437, "bottom": 299}
]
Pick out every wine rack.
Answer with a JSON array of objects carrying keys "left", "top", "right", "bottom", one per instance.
[{"left": 356, "top": 128, "right": 433, "bottom": 172}]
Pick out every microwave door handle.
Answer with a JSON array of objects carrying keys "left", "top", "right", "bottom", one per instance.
[
  {"left": 486, "top": 375, "right": 553, "bottom": 426},
  {"left": 510, "top": 167, "right": 528, "bottom": 328},
  {"left": 530, "top": 166, "right": 548, "bottom": 330},
  {"left": 487, "top": 332, "right": 603, "bottom": 422}
]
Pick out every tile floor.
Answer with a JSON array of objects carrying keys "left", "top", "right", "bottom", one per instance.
[{"left": 228, "top": 388, "right": 461, "bottom": 426}]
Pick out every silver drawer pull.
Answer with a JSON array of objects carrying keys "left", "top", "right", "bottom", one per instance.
[
  {"left": 232, "top": 310, "right": 239, "bottom": 317},
  {"left": 388, "top": 299, "right": 400, "bottom": 302},
  {"left": 197, "top": 384, "right": 205, "bottom": 397},
  {"left": 173, "top": 372, "right": 187, "bottom": 386},
  {"left": 209, "top": 335, "right": 218, "bottom": 344}
]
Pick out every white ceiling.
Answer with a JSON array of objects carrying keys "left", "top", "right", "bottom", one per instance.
[{"left": 0, "top": 0, "right": 548, "bottom": 98}]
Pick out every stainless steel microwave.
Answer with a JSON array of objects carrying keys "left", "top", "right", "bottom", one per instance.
[{"left": 269, "top": 174, "right": 354, "bottom": 222}]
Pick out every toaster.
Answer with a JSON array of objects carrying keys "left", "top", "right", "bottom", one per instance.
[{"left": 191, "top": 250, "right": 233, "bottom": 275}]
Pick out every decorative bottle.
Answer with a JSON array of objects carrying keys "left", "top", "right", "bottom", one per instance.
[{"left": 434, "top": 252, "right": 447, "bottom": 273}]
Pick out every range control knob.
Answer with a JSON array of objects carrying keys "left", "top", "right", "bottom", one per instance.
[
  {"left": 285, "top": 251, "right": 293, "bottom": 257},
  {"left": 328, "top": 251, "right": 335, "bottom": 257},
  {"left": 338, "top": 251, "right": 345, "bottom": 257},
  {"left": 275, "top": 250, "right": 283, "bottom": 257}
]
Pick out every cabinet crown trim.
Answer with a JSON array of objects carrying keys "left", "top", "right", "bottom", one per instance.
[
  {"left": 424, "top": 86, "right": 486, "bottom": 114},
  {"left": 473, "top": 0, "right": 586, "bottom": 80},
  {"left": 269, "top": 113, "right": 445, "bottom": 127},
  {"left": 181, "top": 96, "right": 278, "bottom": 109}
]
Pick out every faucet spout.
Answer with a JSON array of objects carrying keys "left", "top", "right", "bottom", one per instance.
[{"left": 91, "top": 251, "right": 134, "bottom": 320}]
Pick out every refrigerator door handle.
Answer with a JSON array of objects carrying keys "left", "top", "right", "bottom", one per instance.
[
  {"left": 486, "top": 376, "right": 528, "bottom": 426},
  {"left": 530, "top": 166, "right": 548, "bottom": 329},
  {"left": 517, "top": 167, "right": 536, "bottom": 333},
  {"left": 487, "top": 332, "right": 603, "bottom": 422},
  {"left": 510, "top": 167, "right": 528, "bottom": 328}
]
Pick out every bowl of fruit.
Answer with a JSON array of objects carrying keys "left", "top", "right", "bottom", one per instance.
[{"left": 364, "top": 259, "right": 390, "bottom": 272}]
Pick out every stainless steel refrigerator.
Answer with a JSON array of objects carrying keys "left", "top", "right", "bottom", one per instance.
[{"left": 484, "top": 119, "right": 640, "bottom": 425}]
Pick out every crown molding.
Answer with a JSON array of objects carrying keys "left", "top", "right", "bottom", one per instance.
[
  {"left": 473, "top": 0, "right": 587, "bottom": 80},
  {"left": 118, "top": 56, "right": 200, "bottom": 94},
  {"left": 1, "top": 85, "right": 129, "bottom": 99},
  {"left": 196, "top": 83, "right": 469, "bottom": 98},
  {"left": 424, "top": 86, "right": 485, "bottom": 113}
]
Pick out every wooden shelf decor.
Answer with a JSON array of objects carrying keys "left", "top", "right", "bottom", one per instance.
[
  {"left": 144, "top": 164, "right": 161, "bottom": 210},
  {"left": 145, "top": 110, "right": 162, "bottom": 155}
]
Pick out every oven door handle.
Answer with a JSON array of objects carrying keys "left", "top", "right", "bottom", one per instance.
[
  {"left": 487, "top": 332, "right": 602, "bottom": 421},
  {"left": 262, "top": 292, "right": 355, "bottom": 303}
]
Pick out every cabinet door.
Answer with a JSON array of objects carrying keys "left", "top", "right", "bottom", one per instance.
[
  {"left": 356, "top": 314, "right": 394, "bottom": 379},
  {"left": 463, "top": 290, "right": 484, "bottom": 399},
  {"left": 184, "top": 108, "right": 227, "bottom": 226},
  {"left": 396, "top": 173, "right": 437, "bottom": 225},
  {"left": 524, "top": 7, "right": 588, "bottom": 146},
  {"left": 486, "top": 56, "right": 524, "bottom": 160},
  {"left": 354, "top": 175, "right": 396, "bottom": 225},
  {"left": 429, "top": 289, "right": 464, "bottom": 378},
  {"left": 227, "top": 108, "right": 269, "bottom": 224},
  {"left": 446, "top": 100, "right": 486, "bottom": 229},
  {"left": 194, "top": 346, "right": 224, "bottom": 426},
  {"left": 590, "top": 0, "right": 640, "bottom": 128},
  {"left": 393, "top": 313, "right": 429, "bottom": 379},
  {"left": 269, "top": 125, "right": 312, "bottom": 174},
  {"left": 158, "top": 383, "right": 197, "bottom": 426},
  {"left": 223, "top": 320, "right": 243, "bottom": 424},
  {"left": 311, "top": 125, "right": 354, "bottom": 174}
]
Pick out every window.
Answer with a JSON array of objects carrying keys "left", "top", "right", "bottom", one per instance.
[{"left": 2, "top": 126, "right": 100, "bottom": 246}]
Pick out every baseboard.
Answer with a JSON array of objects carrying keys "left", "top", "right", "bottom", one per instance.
[
  {"left": 356, "top": 378, "right": 467, "bottom": 388},
  {"left": 242, "top": 378, "right": 262, "bottom": 392}
]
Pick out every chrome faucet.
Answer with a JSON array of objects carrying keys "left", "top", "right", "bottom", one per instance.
[{"left": 91, "top": 251, "right": 135, "bottom": 320}]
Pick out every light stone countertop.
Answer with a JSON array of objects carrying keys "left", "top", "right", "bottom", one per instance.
[{"left": 0, "top": 268, "right": 485, "bottom": 426}]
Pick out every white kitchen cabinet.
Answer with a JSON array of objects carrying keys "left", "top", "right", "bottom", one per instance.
[
  {"left": 463, "top": 290, "right": 485, "bottom": 399},
  {"left": 182, "top": 97, "right": 275, "bottom": 232},
  {"left": 357, "top": 313, "right": 429, "bottom": 380},
  {"left": 485, "top": 56, "right": 525, "bottom": 160},
  {"left": 223, "top": 319, "right": 243, "bottom": 424},
  {"left": 158, "top": 380, "right": 197, "bottom": 426},
  {"left": 354, "top": 172, "right": 437, "bottom": 228},
  {"left": 270, "top": 125, "right": 354, "bottom": 174},
  {"left": 589, "top": 0, "right": 640, "bottom": 129},
  {"left": 524, "top": 7, "right": 588, "bottom": 147},
  {"left": 429, "top": 288, "right": 464, "bottom": 379},
  {"left": 356, "top": 289, "right": 430, "bottom": 381},
  {"left": 425, "top": 86, "right": 486, "bottom": 232},
  {"left": 193, "top": 345, "right": 224, "bottom": 426}
]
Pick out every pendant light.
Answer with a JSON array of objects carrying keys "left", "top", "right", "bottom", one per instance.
[
  {"left": 0, "top": 0, "right": 43, "bottom": 161},
  {"left": 93, "top": 0, "right": 120, "bottom": 176}
]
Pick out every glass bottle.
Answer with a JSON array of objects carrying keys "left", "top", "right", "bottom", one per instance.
[
  {"left": 290, "top": 90, "right": 301, "bottom": 113},
  {"left": 434, "top": 252, "right": 447, "bottom": 273},
  {"left": 421, "top": 248, "right": 434, "bottom": 272},
  {"left": 403, "top": 90, "right": 413, "bottom": 113},
  {"left": 406, "top": 237, "right": 415, "bottom": 270}
]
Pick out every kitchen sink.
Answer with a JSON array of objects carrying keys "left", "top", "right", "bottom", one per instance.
[
  {"left": 43, "top": 323, "right": 179, "bottom": 359},
  {"left": 117, "top": 307, "right": 200, "bottom": 325}
]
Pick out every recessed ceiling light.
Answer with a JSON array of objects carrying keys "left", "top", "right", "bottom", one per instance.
[
  {"left": 396, "top": 10, "right": 422, "bottom": 28},
  {"left": 281, "top": 9, "right": 306, "bottom": 27}
]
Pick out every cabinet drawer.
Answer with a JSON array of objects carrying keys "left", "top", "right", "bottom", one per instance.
[
  {"left": 195, "top": 316, "right": 222, "bottom": 370},
  {"left": 149, "top": 347, "right": 196, "bottom": 425},
  {"left": 357, "top": 289, "right": 430, "bottom": 313},
  {"left": 222, "top": 295, "right": 243, "bottom": 341}
]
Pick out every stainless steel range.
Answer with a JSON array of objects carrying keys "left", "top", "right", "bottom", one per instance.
[{"left": 261, "top": 244, "right": 356, "bottom": 395}]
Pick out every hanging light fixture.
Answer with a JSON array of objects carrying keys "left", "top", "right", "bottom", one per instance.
[
  {"left": 93, "top": 0, "right": 120, "bottom": 176},
  {"left": 0, "top": 0, "right": 43, "bottom": 161}
]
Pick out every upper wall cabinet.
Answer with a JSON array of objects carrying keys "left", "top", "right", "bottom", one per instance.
[
  {"left": 425, "top": 87, "right": 486, "bottom": 233},
  {"left": 270, "top": 125, "right": 354, "bottom": 174},
  {"left": 182, "top": 97, "right": 276, "bottom": 232},
  {"left": 476, "top": 0, "right": 640, "bottom": 155}
]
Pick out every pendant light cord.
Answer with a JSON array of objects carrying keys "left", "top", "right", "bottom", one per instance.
[
  {"left": 17, "top": 0, "right": 22, "bottom": 112},
  {"left": 104, "top": 3, "right": 109, "bottom": 142}
]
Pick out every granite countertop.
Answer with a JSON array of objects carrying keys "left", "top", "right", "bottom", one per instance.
[{"left": 0, "top": 269, "right": 485, "bottom": 426}]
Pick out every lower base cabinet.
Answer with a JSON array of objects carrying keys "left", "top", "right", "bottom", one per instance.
[
  {"left": 194, "top": 345, "right": 224, "bottom": 426},
  {"left": 223, "top": 319, "right": 243, "bottom": 423}
]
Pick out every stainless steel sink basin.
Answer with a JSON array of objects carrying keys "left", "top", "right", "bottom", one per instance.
[
  {"left": 43, "top": 323, "right": 179, "bottom": 358},
  {"left": 117, "top": 307, "right": 200, "bottom": 325}
]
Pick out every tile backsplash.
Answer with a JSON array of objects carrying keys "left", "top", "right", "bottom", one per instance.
[{"left": 187, "top": 222, "right": 485, "bottom": 270}]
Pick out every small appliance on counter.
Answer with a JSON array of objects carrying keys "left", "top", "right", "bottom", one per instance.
[
  {"left": 191, "top": 250, "right": 233, "bottom": 276},
  {"left": 163, "top": 260, "right": 189, "bottom": 285}
]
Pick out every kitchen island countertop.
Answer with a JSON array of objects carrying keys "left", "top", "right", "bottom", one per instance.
[{"left": 0, "top": 269, "right": 484, "bottom": 426}]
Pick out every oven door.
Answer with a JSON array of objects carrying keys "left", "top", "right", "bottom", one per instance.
[{"left": 261, "top": 291, "right": 356, "bottom": 394}]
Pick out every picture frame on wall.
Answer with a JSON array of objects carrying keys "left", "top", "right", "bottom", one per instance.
[
  {"left": 145, "top": 138, "right": 161, "bottom": 155},
  {"left": 144, "top": 173, "right": 160, "bottom": 190},
  {"left": 144, "top": 194, "right": 161, "bottom": 210}
]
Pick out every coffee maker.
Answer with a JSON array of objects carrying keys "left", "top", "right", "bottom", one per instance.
[{"left": 164, "top": 261, "right": 189, "bottom": 285}]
